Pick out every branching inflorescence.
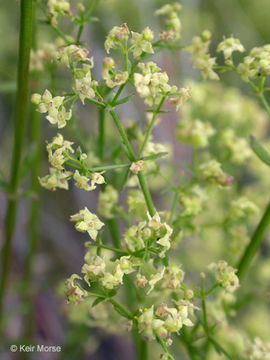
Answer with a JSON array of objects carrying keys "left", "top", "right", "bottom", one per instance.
[{"left": 29, "top": 1, "right": 270, "bottom": 359}]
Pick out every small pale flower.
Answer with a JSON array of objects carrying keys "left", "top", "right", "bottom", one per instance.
[
  {"left": 81, "top": 252, "right": 106, "bottom": 285},
  {"left": 168, "top": 87, "right": 191, "bottom": 111},
  {"left": 217, "top": 37, "right": 245, "bottom": 60},
  {"left": 48, "top": 0, "right": 71, "bottom": 27},
  {"left": 33, "top": 89, "right": 72, "bottom": 128},
  {"left": 65, "top": 274, "right": 87, "bottom": 304},
  {"left": 105, "top": 23, "right": 130, "bottom": 53},
  {"left": 136, "top": 274, "right": 148, "bottom": 288},
  {"left": 70, "top": 207, "right": 104, "bottom": 240},
  {"left": 102, "top": 57, "right": 128, "bottom": 88},
  {"left": 147, "top": 267, "right": 165, "bottom": 294},
  {"left": 130, "top": 160, "right": 144, "bottom": 174},
  {"left": 74, "top": 64, "right": 96, "bottom": 104},
  {"left": 73, "top": 170, "right": 93, "bottom": 191},
  {"left": 130, "top": 27, "right": 154, "bottom": 58},
  {"left": 39, "top": 168, "right": 72, "bottom": 191},
  {"left": 46, "top": 133, "right": 74, "bottom": 170}
]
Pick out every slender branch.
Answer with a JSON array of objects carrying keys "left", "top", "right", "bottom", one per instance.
[{"left": 0, "top": 0, "right": 33, "bottom": 319}]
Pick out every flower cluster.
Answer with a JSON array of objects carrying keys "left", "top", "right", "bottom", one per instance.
[
  {"left": 39, "top": 167, "right": 72, "bottom": 191},
  {"left": 229, "top": 197, "right": 259, "bottom": 219},
  {"left": 177, "top": 118, "right": 215, "bottom": 148},
  {"left": 31, "top": 90, "right": 72, "bottom": 128},
  {"left": 137, "top": 300, "right": 197, "bottom": 343},
  {"left": 102, "top": 57, "right": 128, "bottom": 88},
  {"left": 155, "top": 3, "right": 182, "bottom": 41},
  {"left": 199, "top": 160, "right": 234, "bottom": 187},
  {"left": 186, "top": 30, "right": 219, "bottom": 80},
  {"left": 208, "top": 260, "right": 239, "bottom": 293},
  {"left": 105, "top": 23, "right": 130, "bottom": 53},
  {"left": 46, "top": 133, "right": 74, "bottom": 170},
  {"left": 47, "top": 0, "right": 71, "bottom": 27},
  {"left": 82, "top": 250, "right": 135, "bottom": 290},
  {"left": 134, "top": 61, "right": 190, "bottom": 109},
  {"left": 237, "top": 45, "right": 270, "bottom": 82},
  {"left": 130, "top": 27, "right": 154, "bottom": 57},
  {"left": 246, "top": 337, "right": 270, "bottom": 360}
]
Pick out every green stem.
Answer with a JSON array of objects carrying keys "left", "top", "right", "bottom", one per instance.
[
  {"left": 87, "top": 242, "right": 127, "bottom": 255},
  {"left": 107, "top": 219, "right": 121, "bottom": 249},
  {"left": 258, "top": 92, "right": 270, "bottom": 118},
  {"left": 76, "top": 0, "right": 99, "bottom": 44},
  {"left": 109, "top": 109, "right": 136, "bottom": 161},
  {"left": 201, "top": 277, "right": 208, "bottom": 334},
  {"left": 109, "top": 109, "right": 156, "bottom": 216},
  {"left": 237, "top": 201, "right": 270, "bottom": 280},
  {"left": 137, "top": 172, "right": 155, "bottom": 217},
  {"left": 23, "top": 1, "right": 41, "bottom": 339},
  {"left": 0, "top": 0, "right": 33, "bottom": 319},
  {"left": 139, "top": 96, "right": 166, "bottom": 157},
  {"left": 208, "top": 336, "right": 234, "bottom": 360},
  {"left": 97, "top": 108, "right": 105, "bottom": 159},
  {"left": 108, "top": 298, "right": 133, "bottom": 320},
  {"left": 156, "top": 336, "right": 175, "bottom": 360}
]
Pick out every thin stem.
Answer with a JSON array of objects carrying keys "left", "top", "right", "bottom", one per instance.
[
  {"left": 87, "top": 242, "right": 127, "bottom": 255},
  {"left": 23, "top": 1, "right": 41, "bottom": 339},
  {"left": 156, "top": 336, "right": 175, "bottom": 360},
  {"left": 109, "top": 109, "right": 136, "bottom": 161},
  {"left": 137, "top": 172, "right": 155, "bottom": 217},
  {"left": 107, "top": 219, "right": 121, "bottom": 249},
  {"left": 108, "top": 298, "right": 133, "bottom": 320},
  {"left": 109, "top": 109, "right": 156, "bottom": 216},
  {"left": 201, "top": 277, "right": 208, "bottom": 334},
  {"left": 258, "top": 92, "right": 270, "bottom": 118},
  {"left": 237, "top": 201, "right": 270, "bottom": 279},
  {"left": 208, "top": 336, "right": 234, "bottom": 360},
  {"left": 97, "top": 108, "right": 105, "bottom": 159},
  {"left": 0, "top": 0, "right": 33, "bottom": 319},
  {"left": 138, "top": 96, "right": 166, "bottom": 157},
  {"left": 76, "top": 0, "right": 99, "bottom": 44}
]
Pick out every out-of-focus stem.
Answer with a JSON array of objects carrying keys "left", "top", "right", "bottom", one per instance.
[{"left": 0, "top": 0, "right": 33, "bottom": 320}]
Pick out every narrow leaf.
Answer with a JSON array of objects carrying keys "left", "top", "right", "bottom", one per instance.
[{"left": 250, "top": 135, "right": 270, "bottom": 167}]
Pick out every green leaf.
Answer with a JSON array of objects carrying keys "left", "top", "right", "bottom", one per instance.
[
  {"left": 142, "top": 152, "right": 168, "bottom": 161},
  {"left": 250, "top": 135, "right": 270, "bottom": 167},
  {"left": 92, "top": 297, "right": 105, "bottom": 307},
  {"left": 114, "top": 94, "right": 133, "bottom": 106}
]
